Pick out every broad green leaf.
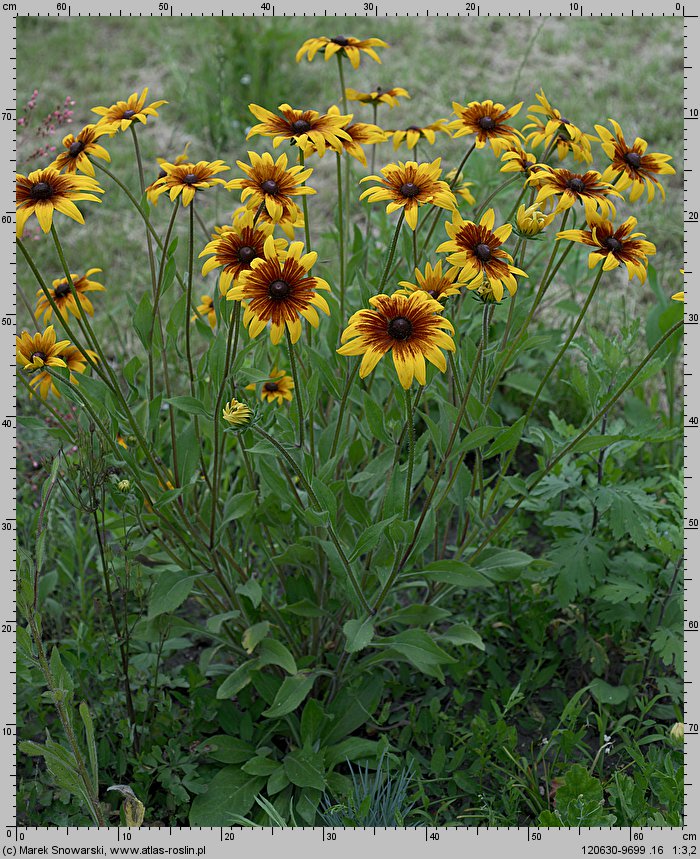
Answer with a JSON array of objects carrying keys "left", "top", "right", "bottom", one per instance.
[
  {"left": 216, "top": 661, "right": 257, "bottom": 699},
  {"left": 440, "top": 622, "right": 485, "bottom": 651},
  {"left": 381, "top": 630, "right": 456, "bottom": 680},
  {"left": 256, "top": 639, "right": 297, "bottom": 675},
  {"left": 343, "top": 617, "right": 375, "bottom": 653},
  {"left": 147, "top": 570, "right": 196, "bottom": 619},
  {"left": 589, "top": 678, "right": 629, "bottom": 706},
  {"left": 476, "top": 548, "right": 532, "bottom": 582},
  {"left": 261, "top": 674, "right": 315, "bottom": 719},
  {"left": 164, "top": 396, "right": 212, "bottom": 418},
  {"left": 325, "top": 738, "right": 382, "bottom": 768},
  {"left": 348, "top": 517, "right": 397, "bottom": 562},
  {"left": 205, "top": 736, "right": 255, "bottom": 764},
  {"left": 242, "top": 621, "right": 270, "bottom": 654},
  {"left": 242, "top": 756, "right": 280, "bottom": 776},
  {"left": 284, "top": 748, "right": 326, "bottom": 790},
  {"left": 189, "top": 766, "right": 265, "bottom": 825},
  {"left": 484, "top": 417, "right": 526, "bottom": 458},
  {"left": 416, "top": 559, "right": 492, "bottom": 588}
]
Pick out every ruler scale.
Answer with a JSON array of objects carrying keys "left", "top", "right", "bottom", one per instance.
[{"left": 4, "top": 0, "right": 693, "bottom": 854}]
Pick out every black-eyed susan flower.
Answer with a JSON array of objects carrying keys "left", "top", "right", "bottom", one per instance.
[
  {"left": 247, "top": 367, "right": 295, "bottom": 405},
  {"left": 524, "top": 114, "right": 594, "bottom": 164},
  {"left": 346, "top": 85, "right": 409, "bottom": 109},
  {"left": 29, "top": 344, "right": 98, "bottom": 400},
  {"left": 145, "top": 142, "right": 191, "bottom": 204},
  {"left": 222, "top": 398, "right": 253, "bottom": 427},
  {"left": 226, "top": 236, "right": 330, "bottom": 345},
  {"left": 437, "top": 208, "right": 527, "bottom": 303},
  {"left": 35, "top": 267, "right": 105, "bottom": 324},
  {"left": 557, "top": 212, "right": 656, "bottom": 283},
  {"left": 388, "top": 120, "right": 451, "bottom": 152},
  {"left": 50, "top": 125, "right": 111, "bottom": 176},
  {"left": 360, "top": 158, "right": 456, "bottom": 231},
  {"left": 295, "top": 35, "right": 388, "bottom": 69},
  {"left": 522, "top": 90, "right": 588, "bottom": 153},
  {"left": 594, "top": 119, "right": 675, "bottom": 202},
  {"left": 16, "top": 167, "right": 104, "bottom": 237},
  {"left": 192, "top": 294, "right": 217, "bottom": 329},
  {"left": 232, "top": 202, "right": 304, "bottom": 241},
  {"left": 91, "top": 87, "right": 167, "bottom": 133},
  {"left": 148, "top": 160, "right": 230, "bottom": 206},
  {"left": 200, "top": 210, "right": 285, "bottom": 296},
  {"left": 528, "top": 166, "right": 622, "bottom": 220},
  {"left": 16, "top": 325, "right": 70, "bottom": 372},
  {"left": 514, "top": 203, "right": 555, "bottom": 238},
  {"left": 397, "top": 260, "right": 465, "bottom": 302},
  {"left": 500, "top": 147, "right": 537, "bottom": 175},
  {"left": 247, "top": 103, "right": 352, "bottom": 156},
  {"left": 226, "top": 151, "right": 315, "bottom": 221},
  {"left": 337, "top": 291, "right": 455, "bottom": 389},
  {"left": 448, "top": 99, "right": 523, "bottom": 154},
  {"left": 302, "top": 106, "right": 387, "bottom": 166}
]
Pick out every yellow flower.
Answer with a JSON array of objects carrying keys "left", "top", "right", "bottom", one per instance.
[
  {"left": 35, "top": 267, "right": 105, "bottom": 324},
  {"left": 557, "top": 212, "right": 656, "bottom": 283},
  {"left": 148, "top": 160, "right": 230, "bottom": 207},
  {"left": 448, "top": 99, "right": 523, "bottom": 154},
  {"left": 522, "top": 89, "right": 594, "bottom": 164},
  {"left": 226, "top": 151, "right": 315, "bottom": 221},
  {"left": 360, "top": 158, "right": 456, "bottom": 231},
  {"left": 16, "top": 167, "right": 104, "bottom": 237},
  {"left": 594, "top": 119, "right": 675, "bottom": 202},
  {"left": 222, "top": 398, "right": 253, "bottom": 427},
  {"left": 295, "top": 35, "right": 388, "bottom": 69},
  {"left": 91, "top": 87, "right": 167, "bottom": 133},
  {"left": 247, "top": 103, "right": 352, "bottom": 156},
  {"left": 200, "top": 210, "right": 284, "bottom": 296},
  {"left": 346, "top": 85, "right": 409, "bottom": 109},
  {"left": 50, "top": 125, "right": 111, "bottom": 176},
  {"left": 192, "top": 295, "right": 217, "bottom": 329},
  {"left": 388, "top": 120, "right": 451, "bottom": 152},
  {"left": 226, "top": 236, "right": 331, "bottom": 345},
  {"left": 528, "top": 166, "right": 622, "bottom": 220},
  {"left": 337, "top": 291, "right": 455, "bottom": 389},
  {"left": 29, "top": 344, "right": 98, "bottom": 400},
  {"left": 444, "top": 169, "right": 476, "bottom": 205},
  {"left": 437, "top": 208, "right": 527, "bottom": 303},
  {"left": 500, "top": 147, "right": 537, "bottom": 175},
  {"left": 231, "top": 202, "right": 304, "bottom": 241},
  {"left": 117, "top": 434, "right": 129, "bottom": 449},
  {"left": 301, "top": 105, "right": 386, "bottom": 166},
  {"left": 16, "top": 325, "right": 70, "bottom": 372},
  {"left": 145, "top": 143, "right": 191, "bottom": 205},
  {"left": 246, "top": 367, "right": 295, "bottom": 406},
  {"left": 397, "top": 260, "right": 465, "bottom": 302},
  {"left": 515, "top": 203, "right": 554, "bottom": 238}
]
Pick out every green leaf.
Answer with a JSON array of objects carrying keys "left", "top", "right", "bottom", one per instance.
[
  {"left": 261, "top": 674, "right": 315, "bottom": 719},
  {"left": 205, "top": 736, "right": 255, "bottom": 764},
  {"left": 189, "top": 766, "right": 265, "bottom": 825},
  {"left": 242, "top": 621, "right": 270, "bottom": 654},
  {"left": 484, "top": 417, "right": 526, "bottom": 458},
  {"left": 216, "top": 661, "right": 256, "bottom": 699},
  {"left": 381, "top": 629, "right": 456, "bottom": 681},
  {"left": 322, "top": 675, "right": 384, "bottom": 745},
  {"left": 236, "top": 578, "right": 262, "bottom": 609},
  {"left": 79, "top": 702, "right": 98, "bottom": 788},
  {"left": 133, "top": 292, "right": 154, "bottom": 350},
  {"left": 284, "top": 748, "right": 326, "bottom": 790},
  {"left": 165, "top": 396, "right": 212, "bottom": 418},
  {"left": 256, "top": 639, "right": 297, "bottom": 675},
  {"left": 417, "top": 560, "right": 492, "bottom": 588},
  {"left": 440, "top": 622, "right": 485, "bottom": 651},
  {"left": 589, "top": 678, "right": 629, "bottom": 706},
  {"left": 476, "top": 548, "right": 532, "bottom": 582},
  {"left": 347, "top": 516, "right": 397, "bottom": 562},
  {"left": 50, "top": 647, "right": 74, "bottom": 695},
  {"left": 147, "top": 570, "right": 196, "bottom": 619},
  {"left": 343, "top": 617, "right": 375, "bottom": 653},
  {"left": 325, "top": 738, "right": 382, "bottom": 769},
  {"left": 242, "top": 756, "right": 280, "bottom": 776}
]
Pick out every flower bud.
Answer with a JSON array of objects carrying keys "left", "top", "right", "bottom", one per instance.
[
  {"left": 222, "top": 398, "right": 253, "bottom": 428},
  {"left": 117, "top": 479, "right": 130, "bottom": 492},
  {"left": 670, "top": 722, "right": 684, "bottom": 742},
  {"left": 515, "top": 203, "right": 554, "bottom": 238}
]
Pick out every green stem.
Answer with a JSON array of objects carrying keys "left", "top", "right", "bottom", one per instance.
[
  {"left": 286, "top": 327, "right": 304, "bottom": 449},
  {"left": 185, "top": 203, "right": 196, "bottom": 391},
  {"left": 253, "top": 426, "right": 372, "bottom": 614},
  {"left": 331, "top": 358, "right": 359, "bottom": 459},
  {"left": 379, "top": 210, "right": 405, "bottom": 291},
  {"left": 362, "top": 103, "right": 379, "bottom": 277},
  {"left": 336, "top": 151, "right": 346, "bottom": 321},
  {"left": 129, "top": 124, "right": 146, "bottom": 193},
  {"left": 403, "top": 388, "right": 416, "bottom": 520}
]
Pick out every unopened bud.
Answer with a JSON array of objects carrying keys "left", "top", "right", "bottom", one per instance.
[{"left": 515, "top": 203, "right": 554, "bottom": 238}]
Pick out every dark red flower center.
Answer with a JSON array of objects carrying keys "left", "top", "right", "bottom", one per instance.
[
  {"left": 427, "top": 290, "right": 440, "bottom": 299},
  {"left": 387, "top": 316, "right": 412, "bottom": 340},
  {"left": 263, "top": 381, "right": 279, "bottom": 392},
  {"left": 374, "top": 85, "right": 384, "bottom": 93},
  {"left": 603, "top": 236, "right": 622, "bottom": 253},
  {"left": 559, "top": 116, "right": 571, "bottom": 125},
  {"left": 291, "top": 119, "right": 312, "bottom": 135},
  {"left": 157, "top": 168, "right": 167, "bottom": 180},
  {"left": 624, "top": 151, "right": 642, "bottom": 169},
  {"left": 566, "top": 177, "right": 586, "bottom": 194},
  {"left": 478, "top": 116, "right": 496, "bottom": 131},
  {"left": 407, "top": 125, "right": 422, "bottom": 132},
  {"left": 30, "top": 351, "right": 47, "bottom": 363},
  {"left": 54, "top": 281, "right": 72, "bottom": 299},
  {"left": 68, "top": 140, "right": 84, "bottom": 157},
  {"left": 261, "top": 179, "right": 279, "bottom": 195},
  {"left": 331, "top": 36, "right": 349, "bottom": 46},
  {"left": 122, "top": 109, "right": 137, "bottom": 120},
  {"left": 29, "top": 181, "right": 53, "bottom": 201},
  {"left": 400, "top": 182, "right": 420, "bottom": 198},
  {"left": 183, "top": 173, "right": 199, "bottom": 185},
  {"left": 269, "top": 279, "right": 291, "bottom": 299},
  {"left": 238, "top": 245, "right": 257, "bottom": 264},
  {"left": 475, "top": 243, "right": 492, "bottom": 262}
]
